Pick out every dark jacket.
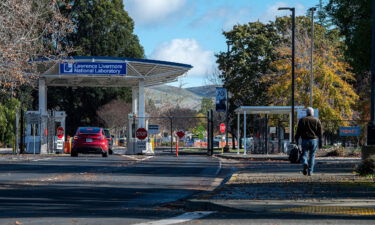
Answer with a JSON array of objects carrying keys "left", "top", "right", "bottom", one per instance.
[{"left": 295, "top": 116, "right": 322, "bottom": 141}]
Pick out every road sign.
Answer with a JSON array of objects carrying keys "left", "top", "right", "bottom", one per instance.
[
  {"left": 136, "top": 128, "right": 148, "bottom": 140},
  {"left": 339, "top": 126, "right": 361, "bottom": 136},
  {"left": 148, "top": 124, "right": 160, "bottom": 134},
  {"left": 219, "top": 123, "right": 226, "bottom": 133},
  {"left": 56, "top": 126, "right": 64, "bottom": 139},
  {"left": 216, "top": 87, "right": 227, "bottom": 112},
  {"left": 176, "top": 131, "right": 185, "bottom": 138},
  {"left": 137, "top": 140, "right": 147, "bottom": 151}
]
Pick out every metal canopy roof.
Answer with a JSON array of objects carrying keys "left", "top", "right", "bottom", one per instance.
[
  {"left": 41, "top": 56, "right": 193, "bottom": 87},
  {"left": 235, "top": 106, "right": 305, "bottom": 114}
]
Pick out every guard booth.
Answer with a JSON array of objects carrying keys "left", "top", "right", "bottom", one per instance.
[
  {"left": 33, "top": 56, "right": 192, "bottom": 154},
  {"left": 25, "top": 110, "right": 66, "bottom": 153}
]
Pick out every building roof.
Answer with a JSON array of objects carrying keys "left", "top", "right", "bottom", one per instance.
[{"left": 40, "top": 56, "right": 193, "bottom": 87}]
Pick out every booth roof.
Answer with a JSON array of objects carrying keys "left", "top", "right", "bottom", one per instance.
[
  {"left": 40, "top": 56, "right": 192, "bottom": 87},
  {"left": 235, "top": 106, "right": 305, "bottom": 114}
]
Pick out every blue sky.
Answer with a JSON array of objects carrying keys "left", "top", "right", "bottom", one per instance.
[{"left": 124, "top": 0, "right": 322, "bottom": 87}]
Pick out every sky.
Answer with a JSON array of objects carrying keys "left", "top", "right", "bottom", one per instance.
[{"left": 123, "top": 0, "right": 322, "bottom": 88}]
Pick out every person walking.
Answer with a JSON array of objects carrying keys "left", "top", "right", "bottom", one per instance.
[{"left": 295, "top": 107, "right": 322, "bottom": 176}]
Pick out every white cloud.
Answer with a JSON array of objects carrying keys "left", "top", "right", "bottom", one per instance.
[
  {"left": 151, "top": 38, "right": 216, "bottom": 77},
  {"left": 190, "top": 5, "right": 251, "bottom": 31},
  {"left": 124, "top": 0, "right": 187, "bottom": 26},
  {"left": 261, "top": 2, "right": 306, "bottom": 23}
]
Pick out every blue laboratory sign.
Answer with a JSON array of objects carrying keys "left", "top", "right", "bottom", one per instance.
[
  {"left": 339, "top": 126, "right": 361, "bottom": 136},
  {"left": 60, "top": 62, "right": 126, "bottom": 75}
]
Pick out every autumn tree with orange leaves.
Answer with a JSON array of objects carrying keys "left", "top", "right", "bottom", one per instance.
[{"left": 265, "top": 17, "right": 358, "bottom": 126}]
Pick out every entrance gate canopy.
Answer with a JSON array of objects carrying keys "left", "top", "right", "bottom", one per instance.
[{"left": 41, "top": 56, "right": 193, "bottom": 87}]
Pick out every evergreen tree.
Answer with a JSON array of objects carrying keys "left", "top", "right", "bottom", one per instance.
[{"left": 48, "top": 0, "right": 144, "bottom": 134}]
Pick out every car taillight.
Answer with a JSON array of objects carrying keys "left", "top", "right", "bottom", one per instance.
[
  {"left": 74, "top": 136, "right": 78, "bottom": 140},
  {"left": 110, "top": 137, "right": 112, "bottom": 141}
]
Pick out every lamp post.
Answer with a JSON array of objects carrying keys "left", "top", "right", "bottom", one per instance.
[
  {"left": 309, "top": 7, "right": 316, "bottom": 108},
  {"left": 368, "top": 0, "right": 375, "bottom": 145},
  {"left": 224, "top": 41, "right": 232, "bottom": 152},
  {"left": 278, "top": 7, "right": 296, "bottom": 143}
]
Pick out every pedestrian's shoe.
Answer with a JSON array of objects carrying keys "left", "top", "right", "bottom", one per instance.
[
  {"left": 302, "top": 164, "right": 308, "bottom": 176},
  {"left": 308, "top": 171, "right": 313, "bottom": 176}
]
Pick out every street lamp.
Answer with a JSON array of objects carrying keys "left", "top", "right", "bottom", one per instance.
[
  {"left": 278, "top": 7, "right": 296, "bottom": 143},
  {"left": 224, "top": 41, "right": 232, "bottom": 152},
  {"left": 368, "top": 0, "right": 375, "bottom": 145},
  {"left": 309, "top": 7, "right": 316, "bottom": 108}
]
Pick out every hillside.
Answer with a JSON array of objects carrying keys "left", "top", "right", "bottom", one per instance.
[
  {"left": 145, "top": 85, "right": 217, "bottom": 111},
  {"left": 186, "top": 85, "right": 218, "bottom": 98}
]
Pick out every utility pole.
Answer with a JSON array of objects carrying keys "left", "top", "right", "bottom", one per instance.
[
  {"left": 309, "top": 7, "right": 316, "bottom": 108},
  {"left": 368, "top": 0, "right": 375, "bottom": 145},
  {"left": 278, "top": 7, "right": 296, "bottom": 143},
  {"left": 224, "top": 41, "right": 232, "bottom": 152}
]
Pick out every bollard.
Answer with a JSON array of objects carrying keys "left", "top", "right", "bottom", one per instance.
[{"left": 64, "top": 136, "right": 72, "bottom": 154}]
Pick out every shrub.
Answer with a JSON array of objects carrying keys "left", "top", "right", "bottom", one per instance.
[
  {"left": 356, "top": 155, "right": 375, "bottom": 176},
  {"left": 325, "top": 147, "right": 344, "bottom": 157}
]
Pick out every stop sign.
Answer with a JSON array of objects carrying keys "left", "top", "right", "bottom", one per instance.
[
  {"left": 220, "top": 123, "right": 226, "bottom": 133},
  {"left": 136, "top": 128, "right": 148, "bottom": 140},
  {"left": 56, "top": 127, "right": 64, "bottom": 139},
  {"left": 176, "top": 131, "right": 185, "bottom": 138}
]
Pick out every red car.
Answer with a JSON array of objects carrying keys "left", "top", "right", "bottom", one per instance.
[{"left": 71, "top": 127, "right": 109, "bottom": 157}]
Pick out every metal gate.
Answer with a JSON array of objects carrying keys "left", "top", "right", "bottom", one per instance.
[{"left": 127, "top": 112, "right": 213, "bottom": 155}]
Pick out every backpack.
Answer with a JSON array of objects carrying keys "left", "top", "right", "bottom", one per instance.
[{"left": 289, "top": 144, "right": 302, "bottom": 164}]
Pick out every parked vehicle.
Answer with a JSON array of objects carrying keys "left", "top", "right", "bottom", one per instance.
[
  {"left": 103, "top": 128, "right": 113, "bottom": 154},
  {"left": 71, "top": 127, "right": 109, "bottom": 157}
]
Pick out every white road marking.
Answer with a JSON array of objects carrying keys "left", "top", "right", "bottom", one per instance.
[
  {"left": 132, "top": 211, "right": 214, "bottom": 225},
  {"left": 215, "top": 160, "right": 222, "bottom": 175},
  {"left": 121, "top": 155, "right": 154, "bottom": 161},
  {"left": 32, "top": 158, "right": 51, "bottom": 161}
]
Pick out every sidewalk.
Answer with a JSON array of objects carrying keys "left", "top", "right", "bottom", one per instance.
[{"left": 190, "top": 153, "right": 375, "bottom": 217}]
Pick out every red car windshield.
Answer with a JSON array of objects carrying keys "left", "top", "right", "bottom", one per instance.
[{"left": 79, "top": 127, "right": 101, "bottom": 134}]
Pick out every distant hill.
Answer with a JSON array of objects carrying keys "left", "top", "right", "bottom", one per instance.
[
  {"left": 186, "top": 85, "right": 218, "bottom": 98},
  {"left": 145, "top": 85, "right": 217, "bottom": 111}
]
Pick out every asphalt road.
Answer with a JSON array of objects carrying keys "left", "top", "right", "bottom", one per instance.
[{"left": 0, "top": 151, "right": 225, "bottom": 225}]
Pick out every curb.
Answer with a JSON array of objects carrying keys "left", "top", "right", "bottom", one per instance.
[{"left": 214, "top": 154, "right": 289, "bottom": 161}]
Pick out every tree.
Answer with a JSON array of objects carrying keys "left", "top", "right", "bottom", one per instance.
[
  {"left": 266, "top": 17, "right": 358, "bottom": 130},
  {"left": 325, "top": 0, "right": 371, "bottom": 121},
  {"left": 159, "top": 106, "right": 199, "bottom": 133},
  {"left": 217, "top": 15, "right": 359, "bottom": 139},
  {"left": 216, "top": 22, "right": 280, "bottom": 107},
  {"left": 97, "top": 99, "right": 131, "bottom": 131},
  {"left": 0, "top": 0, "right": 72, "bottom": 94},
  {"left": 0, "top": 98, "right": 21, "bottom": 147},
  {"left": 48, "top": 0, "right": 144, "bottom": 134},
  {"left": 325, "top": 0, "right": 371, "bottom": 76},
  {"left": 200, "top": 97, "right": 214, "bottom": 114}
]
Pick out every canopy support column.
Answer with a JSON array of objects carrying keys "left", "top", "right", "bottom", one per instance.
[
  {"left": 138, "top": 80, "right": 145, "bottom": 128},
  {"left": 39, "top": 78, "right": 48, "bottom": 154},
  {"left": 237, "top": 112, "right": 240, "bottom": 154},
  {"left": 132, "top": 87, "right": 139, "bottom": 115},
  {"left": 244, "top": 111, "right": 247, "bottom": 155}
]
